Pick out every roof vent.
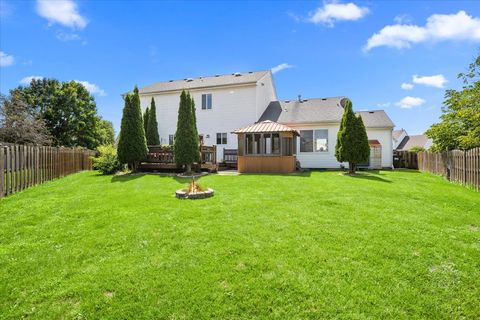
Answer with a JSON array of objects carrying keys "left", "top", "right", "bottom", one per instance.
[
  {"left": 233, "top": 72, "right": 242, "bottom": 77},
  {"left": 169, "top": 80, "right": 173, "bottom": 82},
  {"left": 248, "top": 71, "right": 253, "bottom": 74},
  {"left": 298, "top": 94, "right": 302, "bottom": 102},
  {"left": 185, "top": 78, "right": 194, "bottom": 82},
  {"left": 369, "top": 111, "right": 374, "bottom": 114},
  {"left": 215, "top": 74, "right": 220, "bottom": 77},
  {"left": 321, "top": 98, "right": 327, "bottom": 101},
  {"left": 285, "top": 100, "right": 290, "bottom": 103}
]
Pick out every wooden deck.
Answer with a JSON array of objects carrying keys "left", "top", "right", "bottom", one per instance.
[{"left": 138, "top": 145, "right": 218, "bottom": 172}]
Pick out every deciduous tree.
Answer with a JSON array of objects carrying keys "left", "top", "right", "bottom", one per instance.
[{"left": 427, "top": 53, "right": 480, "bottom": 151}]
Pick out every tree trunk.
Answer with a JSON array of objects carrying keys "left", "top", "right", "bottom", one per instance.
[
  {"left": 349, "top": 162, "right": 355, "bottom": 174},
  {"left": 186, "top": 163, "right": 191, "bottom": 174}
]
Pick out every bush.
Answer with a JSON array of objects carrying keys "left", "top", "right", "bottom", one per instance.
[
  {"left": 92, "top": 145, "right": 122, "bottom": 175},
  {"left": 409, "top": 146, "right": 426, "bottom": 153}
]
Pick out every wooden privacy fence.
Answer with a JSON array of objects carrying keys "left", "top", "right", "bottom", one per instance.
[
  {"left": 417, "top": 148, "right": 480, "bottom": 191},
  {"left": 393, "top": 150, "right": 418, "bottom": 169},
  {"left": 0, "top": 143, "right": 96, "bottom": 198}
]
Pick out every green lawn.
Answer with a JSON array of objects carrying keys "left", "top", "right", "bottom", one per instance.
[{"left": 0, "top": 170, "right": 479, "bottom": 319}]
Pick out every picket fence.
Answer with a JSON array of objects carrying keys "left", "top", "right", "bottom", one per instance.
[
  {"left": 0, "top": 143, "right": 96, "bottom": 198},
  {"left": 417, "top": 148, "right": 480, "bottom": 191}
]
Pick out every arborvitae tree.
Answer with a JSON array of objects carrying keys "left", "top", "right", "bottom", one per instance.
[
  {"left": 117, "top": 86, "right": 148, "bottom": 171},
  {"left": 143, "top": 106, "right": 149, "bottom": 136},
  {"left": 335, "top": 98, "right": 370, "bottom": 174},
  {"left": 146, "top": 97, "right": 160, "bottom": 145},
  {"left": 174, "top": 90, "right": 198, "bottom": 173},
  {"left": 189, "top": 93, "right": 200, "bottom": 162}
]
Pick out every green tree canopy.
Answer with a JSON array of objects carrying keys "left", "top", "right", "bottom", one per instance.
[
  {"left": 174, "top": 90, "right": 198, "bottom": 172},
  {"left": 9, "top": 78, "right": 108, "bottom": 149},
  {"left": 0, "top": 92, "right": 52, "bottom": 145},
  {"left": 117, "top": 87, "right": 148, "bottom": 170},
  {"left": 427, "top": 53, "right": 480, "bottom": 151},
  {"left": 96, "top": 119, "right": 116, "bottom": 146},
  {"left": 143, "top": 106, "right": 150, "bottom": 136},
  {"left": 146, "top": 97, "right": 160, "bottom": 145},
  {"left": 335, "top": 98, "right": 370, "bottom": 174}
]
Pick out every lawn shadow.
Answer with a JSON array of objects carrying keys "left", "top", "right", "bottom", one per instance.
[
  {"left": 348, "top": 172, "right": 392, "bottom": 183},
  {"left": 239, "top": 171, "right": 312, "bottom": 178},
  {"left": 111, "top": 173, "right": 146, "bottom": 183}
]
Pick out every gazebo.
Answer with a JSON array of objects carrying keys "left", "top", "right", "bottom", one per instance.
[{"left": 232, "top": 120, "right": 299, "bottom": 173}]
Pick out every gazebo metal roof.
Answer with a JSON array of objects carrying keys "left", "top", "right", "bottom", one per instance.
[{"left": 232, "top": 120, "right": 299, "bottom": 135}]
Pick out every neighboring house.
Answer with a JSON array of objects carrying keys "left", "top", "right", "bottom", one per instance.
[
  {"left": 393, "top": 129, "right": 432, "bottom": 151},
  {"left": 136, "top": 70, "right": 394, "bottom": 168},
  {"left": 392, "top": 129, "right": 408, "bottom": 149}
]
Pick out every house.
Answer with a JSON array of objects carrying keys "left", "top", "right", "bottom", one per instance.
[
  {"left": 393, "top": 129, "right": 432, "bottom": 151},
  {"left": 136, "top": 70, "right": 394, "bottom": 170}
]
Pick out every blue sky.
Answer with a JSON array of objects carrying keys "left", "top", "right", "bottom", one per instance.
[{"left": 1, "top": 0, "right": 479, "bottom": 135}]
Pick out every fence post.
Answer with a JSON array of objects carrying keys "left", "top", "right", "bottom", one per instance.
[
  {"left": 0, "top": 146, "right": 4, "bottom": 198},
  {"left": 463, "top": 150, "right": 467, "bottom": 185}
]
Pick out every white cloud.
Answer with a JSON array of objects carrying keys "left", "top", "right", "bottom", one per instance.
[
  {"left": 271, "top": 63, "right": 293, "bottom": 74},
  {"left": 56, "top": 31, "right": 81, "bottom": 41},
  {"left": 377, "top": 102, "right": 391, "bottom": 108},
  {"left": 308, "top": 1, "right": 369, "bottom": 27},
  {"left": 396, "top": 96, "right": 426, "bottom": 109},
  {"left": 412, "top": 74, "right": 447, "bottom": 88},
  {"left": 364, "top": 11, "right": 480, "bottom": 51},
  {"left": 36, "top": 0, "right": 87, "bottom": 29},
  {"left": 0, "top": 51, "right": 14, "bottom": 67},
  {"left": 20, "top": 75, "right": 44, "bottom": 85},
  {"left": 401, "top": 82, "right": 414, "bottom": 90},
  {"left": 394, "top": 14, "right": 412, "bottom": 24},
  {"left": 74, "top": 80, "right": 106, "bottom": 96}
]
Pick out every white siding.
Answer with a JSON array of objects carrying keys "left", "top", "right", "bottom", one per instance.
[
  {"left": 139, "top": 78, "right": 274, "bottom": 162},
  {"left": 255, "top": 72, "right": 277, "bottom": 120},
  {"left": 290, "top": 123, "right": 393, "bottom": 169}
]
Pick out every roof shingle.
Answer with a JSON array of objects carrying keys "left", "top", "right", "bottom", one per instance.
[
  {"left": 259, "top": 97, "right": 395, "bottom": 128},
  {"left": 137, "top": 70, "right": 270, "bottom": 94}
]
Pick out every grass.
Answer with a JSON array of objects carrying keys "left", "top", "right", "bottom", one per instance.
[{"left": 0, "top": 170, "right": 479, "bottom": 319}]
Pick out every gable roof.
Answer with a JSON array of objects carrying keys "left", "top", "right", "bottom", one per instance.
[
  {"left": 396, "top": 134, "right": 432, "bottom": 150},
  {"left": 258, "top": 97, "right": 395, "bottom": 128},
  {"left": 232, "top": 120, "right": 299, "bottom": 135},
  {"left": 393, "top": 129, "right": 407, "bottom": 141},
  {"left": 137, "top": 70, "right": 270, "bottom": 94}
]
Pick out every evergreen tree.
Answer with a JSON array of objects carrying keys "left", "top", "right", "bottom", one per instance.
[
  {"left": 174, "top": 90, "right": 198, "bottom": 172},
  {"left": 146, "top": 97, "right": 160, "bottom": 145},
  {"left": 189, "top": 93, "right": 200, "bottom": 162},
  {"left": 117, "top": 86, "right": 148, "bottom": 171},
  {"left": 143, "top": 106, "right": 149, "bottom": 137},
  {"left": 335, "top": 98, "right": 370, "bottom": 174}
]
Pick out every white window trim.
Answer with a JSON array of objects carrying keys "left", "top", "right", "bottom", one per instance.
[
  {"left": 299, "top": 129, "right": 329, "bottom": 154},
  {"left": 201, "top": 93, "right": 213, "bottom": 110}
]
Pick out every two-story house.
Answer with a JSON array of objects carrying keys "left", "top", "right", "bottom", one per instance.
[
  {"left": 136, "top": 70, "right": 394, "bottom": 168},
  {"left": 138, "top": 71, "right": 276, "bottom": 162}
]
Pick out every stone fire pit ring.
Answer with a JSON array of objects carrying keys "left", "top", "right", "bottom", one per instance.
[{"left": 175, "top": 188, "right": 215, "bottom": 200}]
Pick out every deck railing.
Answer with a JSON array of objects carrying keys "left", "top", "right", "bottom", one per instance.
[{"left": 145, "top": 145, "right": 216, "bottom": 164}]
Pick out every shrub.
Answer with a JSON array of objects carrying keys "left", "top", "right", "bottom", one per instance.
[
  {"left": 93, "top": 145, "right": 122, "bottom": 175},
  {"left": 409, "top": 146, "right": 426, "bottom": 153}
]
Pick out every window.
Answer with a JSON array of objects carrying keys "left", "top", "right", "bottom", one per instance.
[
  {"left": 300, "top": 129, "right": 328, "bottom": 152},
  {"left": 300, "top": 130, "right": 313, "bottom": 152},
  {"left": 169, "top": 134, "right": 174, "bottom": 145},
  {"left": 202, "top": 93, "right": 212, "bottom": 110},
  {"left": 314, "top": 130, "right": 328, "bottom": 151},
  {"left": 244, "top": 133, "right": 281, "bottom": 155},
  {"left": 216, "top": 132, "right": 227, "bottom": 144}
]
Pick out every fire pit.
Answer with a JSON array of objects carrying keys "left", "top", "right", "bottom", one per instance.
[{"left": 175, "top": 178, "right": 214, "bottom": 199}]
